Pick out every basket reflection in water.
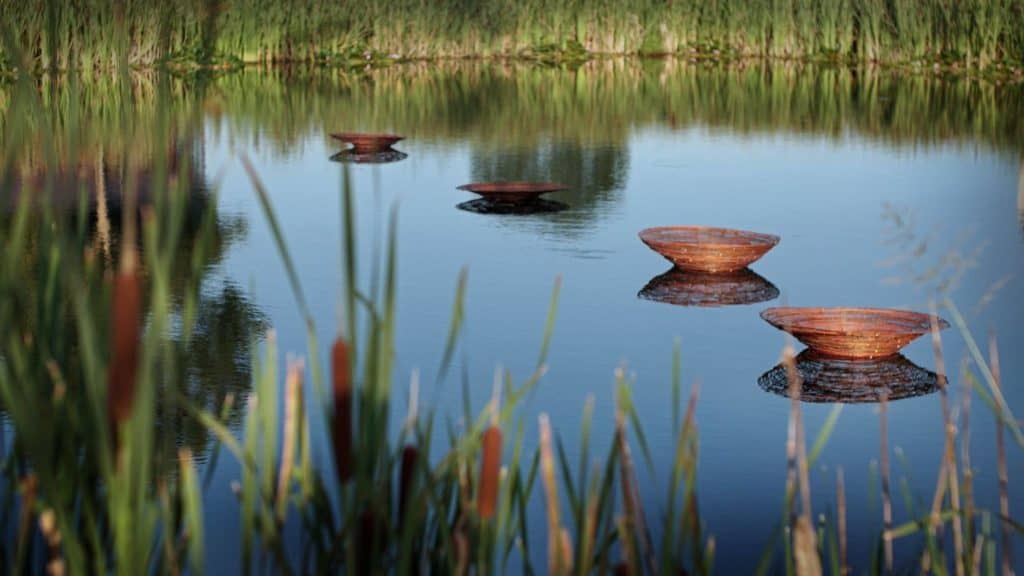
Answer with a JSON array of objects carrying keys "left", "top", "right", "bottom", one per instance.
[
  {"left": 329, "top": 149, "right": 409, "bottom": 164},
  {"left": 638, "top": 267, "right": 779, "bottom": 307},
  {"left": 455, "top": 198, "right": 569, "bottom": 215},
  {"left": 758, "top": 349, "right": 944, "bottom": 404}
]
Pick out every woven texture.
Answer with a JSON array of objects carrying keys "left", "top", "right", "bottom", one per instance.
[
  {"left": 638, "top": 226, "right": 779, "bottom": 273},
  {"left": 331, "top": 132, "right": 404, "bottom": 153},
  {"left": 457, "top": 182, "right": 569, "bottom": 203},
  {"left": 638, "top": 268, "right": 779, "bottom": 307},
  {"left": 761, "top": 307, "right": 949, "bottom": 360},
  {"left": 758, "top": 350, "right": 943, "bottom": 403}
]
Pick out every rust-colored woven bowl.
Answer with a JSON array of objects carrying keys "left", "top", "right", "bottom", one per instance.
[
  {"left": 638, "top": 268, "right": 779, "bottom": 307},
  {"left": 760, "top": 307, "right": 949, "bottom": 360},
  {"left": 638, "top": 226, "right": 779, "bottom": 273},
  {"left": 331, "top": 132, "right": 404, "bottom": 153},
  {"left": 757, "top": 350, "right": 943, "bottom": 404},
  {"left": 457, "top": 182, "right": 569, "bottom": 204}
]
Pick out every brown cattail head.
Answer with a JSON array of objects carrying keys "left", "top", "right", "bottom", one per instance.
[
  {"left": 107, "top": 271, "right": 141, "bottom": 427},
  {"left": 477, "top": 425, "right": 502, "bottom": 519},
  {"left": 332, "top": 337, "right": 353, "bottom": 482},
  {"left": 398, "top": 444, "right": 418, "bottom": 528}
]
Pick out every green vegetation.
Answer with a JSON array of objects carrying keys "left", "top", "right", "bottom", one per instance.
[
  {"left": 0, "top": 29, "right": 1022, "bottom": 575},
  {"left": 2, "top": 0, "right": 1024, "bottom": 73}
]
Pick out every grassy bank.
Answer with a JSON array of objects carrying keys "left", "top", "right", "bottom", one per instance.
[{"left": 2, "top": 0, "right": 1024, "bottom": 74}]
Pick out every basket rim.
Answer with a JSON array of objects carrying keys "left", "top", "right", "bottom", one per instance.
[
  {"left": 760, "top": 306, "right": 950, "bottom": 334},
  {"left": 330, "top": 132, "right": 405, "bottom": 142},
  {"left": 456, "top": 181, "right": 570, "bottom": 194},
  {"left": 638, "top": 225, "right": 780, "bottom": 248}
]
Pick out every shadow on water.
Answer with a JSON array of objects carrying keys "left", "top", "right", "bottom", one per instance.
[
  {"left": 757, "top": 349, "right": 944, "bottom": 404},
  {"left": 638, "top": 267, "right": 780, "bottom": 307},
  {"left": 455, "top": 197, "right": 569, "bottom": 215},
  {"left": 329, "top": 149, "right": 409, "bottom": 164}
]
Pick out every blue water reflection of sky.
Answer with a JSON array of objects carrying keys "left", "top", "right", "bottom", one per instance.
[{"left": 206, "top": 123, "right": 1023, "bottom": 572}]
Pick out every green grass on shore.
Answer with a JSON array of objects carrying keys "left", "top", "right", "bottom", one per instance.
[{"left": 2, "top": 0, "right": 1024, "bottom": 74}]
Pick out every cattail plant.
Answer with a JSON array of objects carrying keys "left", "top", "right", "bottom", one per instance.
[
  {"left": 332, "top": 335, "right": 353, "bottom": 482},
  {"left": 107, "top": 226, "right": 140, "bottom": 429},
  {"left": 477, "top": 378, "right": 502, "bottom": 520}
]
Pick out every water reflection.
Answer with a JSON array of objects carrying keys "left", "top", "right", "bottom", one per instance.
[
  {"left": 757, "top": 350, "right": 943, "bottom": 404},
  {"left": 329, "top": 149, "right": 409, "bottom": 164},
  {"left": 159, "top": 281, "right": 267, "bottom": 469},
  {"left": 1, "top": 141, "right": 264, "bottom": 469},
  {"left": 469, "top": 142, "right": 627, "bottom": 242},
  {"left": 456, "top": 198, "right": 569, "bottom": 215},
  {"left": 638, "top": 267, "right": 779, "bottom": 307},
  {"left": 1018, "top": 152, "right": 1023, "bottom": 234}
]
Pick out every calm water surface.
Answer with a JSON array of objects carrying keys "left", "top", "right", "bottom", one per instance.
[{"left": 9, "top": 60, "right": 1024, "bottom": 572}]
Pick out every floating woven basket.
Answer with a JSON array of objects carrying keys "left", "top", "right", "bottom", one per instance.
[
  {"left": 760, "top": 307, "right": 949, "bottom": 360},
  {"left": 331, "top": 132, "right": 404, "bottom": 153},
  {"left": 638, "top": 226, "right": 779, "bottom": 273},
  {"left": 457, "top": 182, "right": 569, "bottom": 204},
  {"left": 638, "top": 268, "right": 779, "bottom": 307},
  {"left": 757, "top": 349, "right": 943, "bottom": 403}
]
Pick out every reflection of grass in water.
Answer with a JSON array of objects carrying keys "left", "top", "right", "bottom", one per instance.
[
  {"left": 1019, "top": 152, "right": 1024, "bottom": 233},
  {"left": 6, "top": 60, "right": 1022, "bottom": 172},
  {"left": 2, "top": 0, "right": 1024, "bottom": 68}
]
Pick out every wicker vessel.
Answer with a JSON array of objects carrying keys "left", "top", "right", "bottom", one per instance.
[
  {"left": 760, "top": 307, "right": 949, "bottom": 360},
  {"left": 757, "top": 350, "right": 943, "bottom": 403},
  {"left": 329, "top": 150, "right": 409, "bottom": 165},
  {"left": 638, "top": 226, "right": 779, "bottom": 273},
  {"left": 330, "top": 132, "right": 404, "bottom": 153},
  {"left": 457, "top": 182, "right": 569, "bottom": 204},
  {"left": 638, "top": 268, "right": 779, "bottom": 307}
]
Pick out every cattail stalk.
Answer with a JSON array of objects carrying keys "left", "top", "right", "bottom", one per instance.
[
  {"left": 332, "top": 337, "right": 353, "bottom": 482},
  {"left": 616, "top": 408, "right": 655, "bottom": 576},
  {"left": 107, "top": 266, "right": 140, "bottom": 427},
  {"left": 398, "top": 444, "right": 418, "bottom": 528},
  {"left": 960, "top": 358, "right": 975, "bottom": 558},
  {"left": 837, "top": 468, "right": 847, "bottom": 576},
  {"left": 880, "top": 391, "right": 893, "bottom": 574},
  {"left": 990, "top": 334, "right": 1013, "bottom": 576},
  {"left": 539, "top": 414, "right": 569, "bottom": 575},
  {"left": 276, "top": 359, "right": 302, "bottom": 523},
  {"left": 930, "top": 305, "right": 965, "bottom": 576},
  {"left": 478, "top": 377, "right": 502, "bottom": 519}
]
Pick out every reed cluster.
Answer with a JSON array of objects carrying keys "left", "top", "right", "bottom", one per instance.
[
  {"left": 0, "top": 28, "right": 1022, "bottom": 576},
  {"left": 2, "top": 0, "right": 1024, "bottom": 72}
]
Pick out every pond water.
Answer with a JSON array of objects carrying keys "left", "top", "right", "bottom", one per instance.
[{"left": 5, "top": 59, "right": 1024, "bottom": 572}]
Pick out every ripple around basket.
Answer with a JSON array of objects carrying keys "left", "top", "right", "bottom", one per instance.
[
  {"left": 638, "top": 226, "right": 779, "bottom": 273},
  {"left": 757, "top": 349, "right": 943, "bottom": 403},
  {"left": 638, "top": 267, "right": 779, "bottom": 307},
  {"left": 330, "top": 132, "right": 405, "bottom": 153},
  {"left": 760, "top": 306, "right": 949, "bottom": 360}
]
